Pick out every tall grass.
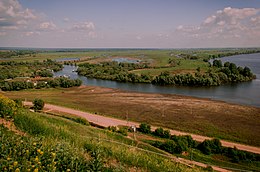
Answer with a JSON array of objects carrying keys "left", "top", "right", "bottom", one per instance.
[{"left": 13, "top": 109, "right": 202, "bottom": 171}]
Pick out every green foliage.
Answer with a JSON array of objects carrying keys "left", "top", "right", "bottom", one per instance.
[
  {"left": 0, "top": 126, "right": 89, "bottom": 172},
  {"left": 13, "top": 99, "right": 23, "bottom": 107},
  {"left": 138, "top": 123, "right": 151, "bottom": 134},
  {"left": 0, "top": 94, "right": 17, "bottom": 118},
  {"left": 117, "top": 126, "right": 128, "bottom": 136},
  {"left": 154, "top": 127, "right": 170, "bottom": 138},
  {"left": 107, "top": 126, "right": 128, "bottom": 136},
  {"left": 153, "top": 61, "right": 255, "bottom": 86},
  {"left": 0, "top": 60, "right": 62, "bottom": 81},
  {"left": 89, "top": 148, "right": 104, "bottom": 172},
  {"left": 33, "top": 99, "right": 45, "bottom": 112},
  {"left": 73, "top": 117, "right": 89, "bottom": 126},
  {"left": 0, "top": 77, "right": 82, "bottom": 91},
  {"left": 212, "top": 60, "right": 222, "bottom": 68},
  {"left": 77, "top": 61, "right": 151, "bottom": 83}
]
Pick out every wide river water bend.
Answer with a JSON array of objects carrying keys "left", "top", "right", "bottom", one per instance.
[{"left": 54, "top": 53, "right": 260, "bottom": 107}]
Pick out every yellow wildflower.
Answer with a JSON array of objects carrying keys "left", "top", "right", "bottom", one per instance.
[
  {"left": 67, "top": 169, "right": 71, "bottom": 172},
  {"left": 33, "top": 142, "right": 36, "bottom": 146},
  {"left": 40, "top": 151, "right": 43, "bottom": 155},
  {"left": 51, "top": 152, "right": 56, "bottom": 157},
  {"left": 7, "top": 157, "right": 11, "bottom": 161},
  {"left": 35, "top": 156, "right": 39, "bottom": 162},
  {"left": 13, "top": 161, "right": 18, "bottom": 167},
  {"left": 15, "top": 168, "right": 20, "bottom": 172},
  {"left": 33, "top": 168, "right": 38, "bottom": 172}
]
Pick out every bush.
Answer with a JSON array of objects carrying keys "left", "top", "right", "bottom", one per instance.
[
  {"left": 139, "top": 123, "right": 151, "bottom": 134},
  {"left": 117, "top": 126, "right": 128, "bottom": 136},
  {"left": 73, "top": 117, "right": 89, "bottom": 126},
  {"left": 33, "top": 98, "right": 45, "bottom": 112},
  {"left": 0, "top": 94, "right": 17, "bottom": 118},
  {"left": 154, "top": 127, "right": 171, "bottom": 138}
]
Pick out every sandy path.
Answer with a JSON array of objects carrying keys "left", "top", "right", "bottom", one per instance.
[{"left": 23, "top": 101, "right": 260, "bottom": 155}]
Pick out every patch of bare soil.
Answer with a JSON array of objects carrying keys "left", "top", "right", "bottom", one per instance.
[{"left": 0, "top": 118, "right": 26, "bottom": 136}]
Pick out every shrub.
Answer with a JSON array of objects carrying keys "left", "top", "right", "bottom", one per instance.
[
  {"left": 73, "top": 117, "right": 89, "bottom": 126},
  {"left": 0, "top": 94, "right": 17, "bottom": 118},
  {"left": 117, "top": 126, "right": 128, "bottom": 136},
  {"left": 139, "top": 123, "right": 151, "bottom": 134},
  {"left": 33, "top": 98, "right": 45, "bottom": 112},
  {"left": 154, "top": 127, "right": 171, "bottom": 138}
]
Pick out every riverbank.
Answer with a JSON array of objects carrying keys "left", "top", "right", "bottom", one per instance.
[{"left": 3, "top": 85, "right": 260, "bottom": 147}]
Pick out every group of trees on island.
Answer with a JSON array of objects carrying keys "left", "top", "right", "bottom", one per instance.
[
  {"left": 152, "top": 60, "right": 254, "bottom": 86},
  {"left": 77, "top": 61, "right": 152, "bottom": 83},
  {"left": 77, "top": 60, "right": 255, "bottom": 87}
]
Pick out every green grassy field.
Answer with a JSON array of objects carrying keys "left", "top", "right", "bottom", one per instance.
[{"left": 1, "top": 106, "right": 203, "bottom": 171}]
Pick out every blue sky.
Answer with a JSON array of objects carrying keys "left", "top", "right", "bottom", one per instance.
[{"left": 0, "top": 0, "right": 260, "bottom": 48}]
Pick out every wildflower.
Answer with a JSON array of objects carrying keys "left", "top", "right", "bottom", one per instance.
[
  {"left": 33, "top": 142, "right": 36, "bottom": 146},
  {"left": 26, "top": 150, "right": 29, "bottom": 154},
  {"left": 7, "top": 157, "right": 11, "bottom": 161},
  {"left": 35, "top": 156, "right": 39, "bottom": 162},
  {"left": 27, "top": 169, "right": 31, "bottom": 172},
  {"left": 15, "top": 168, "right": 20, "bottom": 172},
  {"left": 13, "top": 161, "right": 18, "bottom": 167},
  {"left": 40, "top": 151, "right": 43, "bottom": 155},
  {"left": 67, "top": 169, "right": 71, "bottom": 172},
  {"left": 33, "top": 168, "right": 38, "bottom": 172},
  {"left": 51, "top": 152, "right": 56, "bottom": 157},
  {"left": 37, "top": 149, "right": 41, "bottom": 153}
]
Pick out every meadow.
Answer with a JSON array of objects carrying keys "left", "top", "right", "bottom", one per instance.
[{"left": 3, "top": 86, "right": 260, "bottom": 147}]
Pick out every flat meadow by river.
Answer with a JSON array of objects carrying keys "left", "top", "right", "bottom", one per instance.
[{"left": 3, "top": 85, "right": 260, "bottom": 147}]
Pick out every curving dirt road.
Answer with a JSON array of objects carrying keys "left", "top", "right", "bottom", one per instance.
[{"left": 23, "top": 101, "right": 260, "bottom": 155}]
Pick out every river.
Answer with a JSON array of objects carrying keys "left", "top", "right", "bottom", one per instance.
[{"left": 54, "top": 53, "right": 260, "bottom": 107}]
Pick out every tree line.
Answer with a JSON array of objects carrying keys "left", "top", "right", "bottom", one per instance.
[
  {"left": 77, "top": 60, "right": 255, "bottom": 87},
  {"left": 138, "top": 123, "right": 260, "bottom": 163},
  {"left": 0, "top": 77, "right": 82, "bottom": 91},
  {"left": 0, "top": 59, "right": 63, "bottom": 81}
]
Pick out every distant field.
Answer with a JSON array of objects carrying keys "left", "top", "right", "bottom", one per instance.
[{"left": 3, "top": 86, "right": 260, "bottom": 147}]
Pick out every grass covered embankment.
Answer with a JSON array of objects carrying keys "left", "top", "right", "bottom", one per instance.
[
  {"left": 0, "top": 94, "right": 202, "bottom": 171},
  {"left": 3, "top": 86, "right": 260, "bottom": 147}
]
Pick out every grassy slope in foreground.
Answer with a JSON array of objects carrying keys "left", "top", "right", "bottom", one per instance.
[
  {"left": 1, "top": 108, "right": 203, "bottom": 172},
  {"left": 3, "top": 86, "right": 260, "bottom": 147}
]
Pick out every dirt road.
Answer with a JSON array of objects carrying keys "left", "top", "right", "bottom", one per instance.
[{"left": 23, "top": 101, "right": 260, "bottom": 155}]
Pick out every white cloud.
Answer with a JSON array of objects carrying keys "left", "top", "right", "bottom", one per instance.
[
  {"left": 63, "top": 17, "right": 70, "bottom": 22},
  {"left": 24, "top": 31, "right": 40, "bottom": 36},
  {"left": 0, "top": 0, "right": 38, "bottom": 34},
  {"left": 71, "top": 21, "right": 95, "bottom": 31},
  {"left": 39, "top": 21, "right": 57, "bottom": 30},
  {"left": 175, "top": 7, "right": 260, "bottom": 47}
]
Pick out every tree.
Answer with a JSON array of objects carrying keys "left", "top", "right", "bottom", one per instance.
[
  {"left": 139, "top": 123, "right": 151, "bottom": 134},
  {"left": 33, "top": 98, "right": 45, "bottom": 112},
  {"left": 154, "top": 127, "right": 164, "bottom": 137},
  {"left": 213, "top": 60, "right": 222, "bottom": 68}
]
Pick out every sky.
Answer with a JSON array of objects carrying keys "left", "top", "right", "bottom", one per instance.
[{"left": 0, "top": 0, "right": 260, "bottom": 48}]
